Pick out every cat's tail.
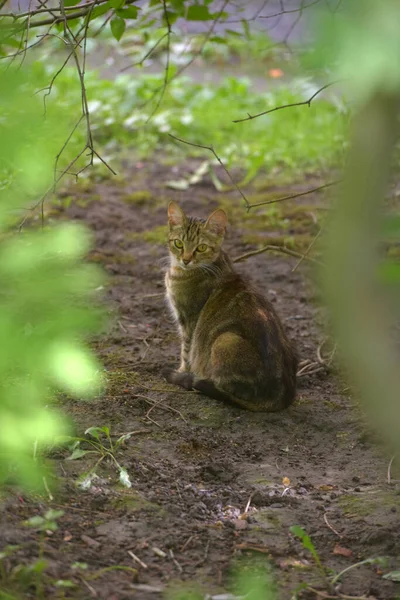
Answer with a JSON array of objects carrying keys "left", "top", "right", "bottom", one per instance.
[{"left": 162, "top": 369, "right": 283, "bottom": 412}]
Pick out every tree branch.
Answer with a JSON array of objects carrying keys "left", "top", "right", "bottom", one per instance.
[
  {"left": 259, "top": 0, "right": 322, "bottom": 19},
  {"left": 233, "top": 81, "right": 340, "bottom": 124},
  {"left": 247, "top": 181, "right": 340, "bottom": 210},
  {"left": 146, "top": 0, "right": 172, "bottom": 122},
  {"left": 4, "top": 0, "right": 137, "bottom": 30},
  {"left": 233, "top": 244, "right": 323, "bottom": 265},
  {"left": 168, "top": 133, "right": 249, "bottom": 209}
]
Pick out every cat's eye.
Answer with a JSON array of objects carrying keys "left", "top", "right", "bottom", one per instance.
[
  {"left": 174, "top": 239, "right": 184, "bottom": 249},
  {"left": 197, "top": 244, "right": 208, "bottom": 253}
]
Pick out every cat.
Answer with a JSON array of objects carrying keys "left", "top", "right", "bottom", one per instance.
[{"left": 163, "top": 201, "right": 298, "bottom": 412}]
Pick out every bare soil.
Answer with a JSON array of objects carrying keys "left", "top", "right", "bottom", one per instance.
[{"left": 1, "top": 160, "right": 399, "bottom": 600}]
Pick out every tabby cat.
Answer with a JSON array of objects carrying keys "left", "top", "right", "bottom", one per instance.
[{"left": 163, "top": 201, "right": 298, "bottom": 412}]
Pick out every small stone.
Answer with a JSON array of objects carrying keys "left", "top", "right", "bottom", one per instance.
[
  {"left": 233, "top": 519, "right": 248, "bottom": 530},
  {"left": 81, "top": 534, "right": 100, "bottom": 548}
]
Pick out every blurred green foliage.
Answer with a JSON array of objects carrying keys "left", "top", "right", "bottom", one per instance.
[
  {"left": 0, "top": 69, "right": 104, "bottom": 489},
  {"left": 315, "top": 0, "right": 400, "bottom": 450}
]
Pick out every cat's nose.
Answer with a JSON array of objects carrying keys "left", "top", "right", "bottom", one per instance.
[{"left": 182, "top": 258, "right": 191, "bottom": 265}]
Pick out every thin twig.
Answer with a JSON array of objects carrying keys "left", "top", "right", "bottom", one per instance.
[
  {"left": 323, "top": 513, "right": 342, "bottom": 538},
  {"left": 168, "top": 133, "right": 249, "bottom": 209},
  {"left": 120, "top": 31, "right": 169, "bottom": 72},
  {"left": 307, "top": 587, "right": 371, "bottom": 600},
  {"left": 146, "top": 0, "right": 172, "bottom": 122},
  {"left": 247, "top": 181, "right": 340, "bottom": 210},
  {"left": 259, "top": 0, "right": 321, "bottom": 19},
  {"left": 233, "top": 244, "right": 324, "bottom": 266},
  {"left": 233, "top": 81, "right": 340, "bottom": 123},
  {"left": 136, "top": 393, "right": 188, "bottom": 424},
  {"left": 292, "top": 229, "right": 322, "bottom": 272},
  {"left": 4, "top": 0, "right": 138, "bottom": 29},
  {"left": 128, "top": 550, "right": 148, "bottom": 569},
  {"left": 387, "top": 454, "right": 397, "bottom": 484}
]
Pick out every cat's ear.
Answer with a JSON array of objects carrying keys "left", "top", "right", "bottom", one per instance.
[
  {"left": 168, "top": 201, "right": 187, "bottom": 228},
  {"left": 205, "top": 209, "right": 228, "bottom": 235}
]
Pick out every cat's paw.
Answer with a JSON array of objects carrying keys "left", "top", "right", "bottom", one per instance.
[
  {"left": 161, "top": 368, "right": 175, "bottom": 382},
  {"left": 162, "top": 369, "right": 194, "bottom": 390}
]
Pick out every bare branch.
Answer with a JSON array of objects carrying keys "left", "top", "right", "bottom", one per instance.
[
  {"left": 138, "top": 0, "right": 230, "bottom": 112},
  {"left": 146, "top": 0, "right": 172, "bottom": 122},
  {"left": 120, "top": 31, "right": 169, "bottom": 72},
  {"left": 5, "top": 0, "right": 137, "bottom": 30},
  {"left": 259, "top": 0, "right": 322, "bottom": 19},
  {"left": 292, "top": 228, "right": 322, "bottom": 272},
  {"left": 233, "top": 81, "right": 340, "bottom": 124},
  {"left": 233, "top": 244, "right": 323, "bottom": 266},
  {"left": 168, "top": 133, "right": 249, "bottom": 209},
  {"left": 247, "top": 181, "right": 340, "bottom": 210}
]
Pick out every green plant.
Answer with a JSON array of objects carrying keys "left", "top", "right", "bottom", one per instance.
[
  {"left": 0, "top": 68, "right": 105, "bottom": 491},
  {"left": 290, "top": 525, "right": 327, "bottom": 579},
  {"left": 0, "top": 511, "right": 64, "bottom": 599},
  {"left": 59, "top": 426, "right": 137, "bottom": 488}
]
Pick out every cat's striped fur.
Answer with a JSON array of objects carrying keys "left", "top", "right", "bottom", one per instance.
[{"left": 163, "top": 202, "right": 298, "bottom": 412}]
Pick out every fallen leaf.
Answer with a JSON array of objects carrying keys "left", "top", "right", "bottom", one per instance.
[
  {"left": 279, "top": 557, "right": 310, "bottom": 569},
  {"left": 333, "top": 544, "right": 353, "bottom": 557},
  {"left": 282, "top": 477, "right": 291, "bottom": 487},
  {"left": 318, "top": 484, "right": 335, "bottom": 491},
  {"left": 63, "top": 531, "right": 72, "bottom": 542}
]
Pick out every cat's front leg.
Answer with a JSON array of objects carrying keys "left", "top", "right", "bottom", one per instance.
[{"left": 178, "top": 335, "right": 191, "bottom": 372}]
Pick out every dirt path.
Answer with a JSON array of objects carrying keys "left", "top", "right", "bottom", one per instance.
[{"left": 1, "top": 162, "right": 399, "bottom": 600}]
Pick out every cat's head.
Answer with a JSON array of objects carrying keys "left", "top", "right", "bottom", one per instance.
[{"left": 167, "top": 202, "right": 228, "bottom": 270}]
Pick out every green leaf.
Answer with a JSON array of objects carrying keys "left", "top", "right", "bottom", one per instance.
[
  {"left": 116, "top": 6, "right": 138, "bottom": 18},
  {"left": 25, "top": 516, "right": 45, "bottom": 528},
  {"left": 55, "top": 580, "right": 76, "bottom": 588},
  {"left": 209, "top": 36, "right": 227, "bottom": 44},
  {"left": 186, "top": 5, "right": 214, "bottom": 20},
  {"left": 242, "top": 18, "right": 251, "bottom": 40},
  {"left": 110, "top": 0, "right": 124, "bottom": 8},
  {"left": 383, "top": 571, "right": 400, "bottom": 582},
  {"left": 89, "top": 1, "right": 113, "bottom": 21},
  {"left": 66, "top": 448, "right": 91, "bottom": 460},
  {"left": 110, "top": 15, "right": 126, "bottom": 41},
  {"left": 63, "top": 0, "right": 81, "bottom": 6},
  {"left": 226, "top": 28, "right": 242, "bottom": 37},
  {"left": 85, "top": 426, "right": 109, "bottom": 439},
  {"left": 44, "top": 509, "right": 64, "bottom": 521}
]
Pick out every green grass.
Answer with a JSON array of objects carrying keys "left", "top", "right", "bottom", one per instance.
[{"left": 34, "top": 55, "right": 348, "bottom": 183}]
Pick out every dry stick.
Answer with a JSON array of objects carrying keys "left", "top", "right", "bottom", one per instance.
[
  {"left": 233, "top": 81, "right": 340, "bottom": 124},
  {"left": 128, "top": 551, "right": 148, "bottom": 569},
  {"left": 323, "top": 513, "right": 342, "bottom": 539},
  {"left": 247, "top": 180, "right": 340, "bottom": 210},
  {"left": 136, "top": 393, "right": 188, "bottom": 424},
  {"left": 306, "top": 588, "right": 370, "bottom": 600},
  {"left": 233, "top": 244, "right": 324, "bottom": 266},
  {"left": 168, "top": 133, "right": 250, "bottom": 209}
]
